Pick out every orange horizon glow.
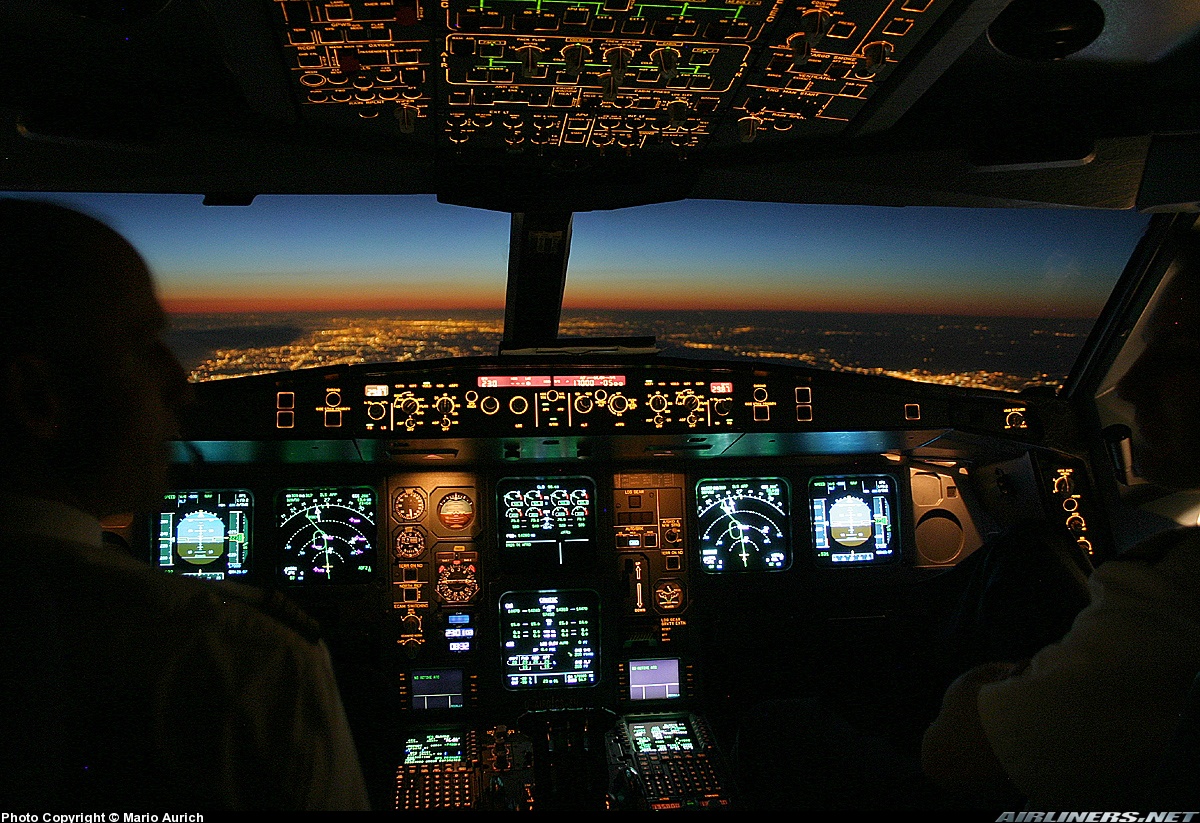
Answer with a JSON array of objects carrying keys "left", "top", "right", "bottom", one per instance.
[
  {"left": 161, "top": 293, "right": 1100, "bottom": 318},
  {"left": 162, "top": 296, "right": 507, "bottom": 314}
]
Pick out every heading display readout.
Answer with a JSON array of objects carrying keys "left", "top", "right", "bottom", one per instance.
[
  {"left": 695, "top": 478, "right": 792, "bottom": 573},
  {"left": 478, "top": 374, "right": 627, "bottom": 388}
]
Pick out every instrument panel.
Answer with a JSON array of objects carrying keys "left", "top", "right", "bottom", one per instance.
[
  {"left": 150, "top": 459, "right": 974, "bottom": 690},
  {"left": 155, "top": 354, "right": 1101, "bottom": 810}
]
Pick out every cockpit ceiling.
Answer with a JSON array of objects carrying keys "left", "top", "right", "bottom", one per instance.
[
  {"left": 3, "top": 0, "right": 1200, "bottom": 211},
  {"left": 268, "top": 0, "right": 953, "bottom": 156}
]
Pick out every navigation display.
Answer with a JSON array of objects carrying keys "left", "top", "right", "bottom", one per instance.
[
  {"left": 498, "top": 476, "right": 596, "bottom": 568},
  {"left": 157, "top": 489, "right": 252, "bottom": 580},
  {"left": 809, "top": 475, "right": 900, "bottom": 566},
  {"left": 277, "top": 487, "right": 377, "bottom": 584},
  {"left": 500, "top": 589, "right": 600, "bottom": 690},
  {"left": 695, "top": 478, "right": 791, "bottom": 573}
]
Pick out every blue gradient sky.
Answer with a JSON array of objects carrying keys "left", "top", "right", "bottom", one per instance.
[{"left": 5, "top": 192, "right": 1151, "bottom": 316}]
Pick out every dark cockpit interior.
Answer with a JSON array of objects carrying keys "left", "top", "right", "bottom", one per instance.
[{"left": 4, "top": 0, "right": 1200, "bottom": 812}]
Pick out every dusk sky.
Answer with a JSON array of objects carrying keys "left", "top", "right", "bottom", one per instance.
[{"left": 6, "top": 192, "right": 1152, "bottom": 317}]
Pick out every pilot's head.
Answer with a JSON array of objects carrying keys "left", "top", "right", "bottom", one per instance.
[
  {"left": 1116, "top": 234, "right": 1200, "bottom": 490},
  {"left": 0, "top": 198, "right": 190, "bottom": 518}
]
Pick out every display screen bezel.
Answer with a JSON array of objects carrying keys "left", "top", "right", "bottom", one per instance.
[
  {"left": 156, "top": 488, "right": 254, "bottom": 581},
  {"left": 808, "top": 473, "right": 901, "bottom": 566},
  {"left": 497, "top": 475, "right": 598, "bottom": 570},
  {"left": 694, "top": 477, "right": 792, "bottom": 573},
  {"left": 499, "top": 588, "right": 601, "bottom": 691}
]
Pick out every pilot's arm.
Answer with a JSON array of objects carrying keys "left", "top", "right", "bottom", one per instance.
[
  {"left": 929, "top": 538, "right": 1200, "bottom": 809},
  {"left": 921, "top": 660, "right": 1022, "bottom": 801}
]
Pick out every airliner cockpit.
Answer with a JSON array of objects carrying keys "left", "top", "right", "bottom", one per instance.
[{"left": 4, "top": 0, "right": 1200, "bottom": 813}]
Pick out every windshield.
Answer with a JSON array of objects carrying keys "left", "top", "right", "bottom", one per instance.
[{"left": 6, "top": 193, "right": 1149, "bottom": 392}]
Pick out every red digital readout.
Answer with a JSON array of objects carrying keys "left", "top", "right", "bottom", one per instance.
[
  {"left": 478, "top": 375, "right": 553, "bottom": 388},
  {"left": 477, "top": 375, "right": 626, "bottom": 388},
  {"left": 553, "top": 375, "right": 626, "bottom": 387},
  {"left": 709, "top": 382, "right": 734, "bottom": 394}
]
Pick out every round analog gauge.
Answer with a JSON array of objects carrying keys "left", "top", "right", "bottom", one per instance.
[
  {"left": 278, "top": 487, "right": 376, "bottom": 584},
  {"left": 695, "top": 478, "right": 791, "bottom": 573},
  {"left": 393, "top": 525, "right": 428, "bottom": 559},
  {"left": 437, "top": 491, "right": 475, "bottom": 531},
  {"left": 435, "top": 559, "right": 480, "bottom": 604},
  {"left": 393, "top": 487, "right": 426, "bottom": 521}
]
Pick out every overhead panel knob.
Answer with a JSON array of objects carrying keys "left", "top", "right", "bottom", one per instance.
[
  {"left": 650, "top": 47, "right": 681, "bottom": 81},
  {"left": 801, "top": 8, "right": 833, "bottom": 42},
  {"left": 785, "top": 32, "right": 810, "bottom": 68},
  {"left": 855, "top": 41, "right": 893, "bottom": 78},
  {"left": 605, "top": 46, "right": 635, "bottom": 85},
  {"left": 562, "top": 43, "right": 589, "bottom": 77},
  {"left": 666, "top": 99, "right": 688, "bottom": 125},
  {"left": 394, "top": 105, "right": 418, "bottom": 133},
  {"left": 516, "top": 45, "right": 545, "bottom": 78}
]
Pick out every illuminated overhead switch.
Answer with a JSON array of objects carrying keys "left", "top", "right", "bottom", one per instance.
[
  {"left": 562, "top": 7, "right": 590, "bottom": 25},
  {"left": 855, "top": 41, "right": 893, "bottom": 78},
  {"left": 394, "top": 104, "right": 419, "bottom": 133},
  {"left": 905, "top": 403, "right": 921, "bottom": 421},
  {"left": 737, "top": 116, "right": 760, "bottom": 143},
  {"left": 705, "top": 19, "right": 731, "bottom": 40},
  {"left": 650, "top": 47, "right": 681, "bottom": 81},
  {"left": 561, "top": 43, "right": 589, "bottom": 78}
]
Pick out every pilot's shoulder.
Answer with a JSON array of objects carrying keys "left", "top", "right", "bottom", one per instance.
[
  {"left": 1116, "top": 526, "right": 1200, "bottom": 565},
  {"left": 208, "top": 579, "right": 323, "bottom": 645},
  {"left": 81, "top": 547, "right": 324, "bottom": 652}
]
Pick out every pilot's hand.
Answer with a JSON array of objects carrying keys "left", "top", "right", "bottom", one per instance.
[{"left": 921, "top": 661, "right": 1025, "bottom": 800}]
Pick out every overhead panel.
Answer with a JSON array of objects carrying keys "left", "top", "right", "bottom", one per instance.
[{"left": 270, "top": 0, "right": 953, "bottom": 157}]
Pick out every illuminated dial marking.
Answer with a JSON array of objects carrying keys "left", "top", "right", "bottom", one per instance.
[
  {"left": 394, "top": 487, "right": 427, "bottom": 521},
  {"left": 695, "top": 478, "right": 791, "bottom": 573},
  {"left": 435, "top": 559, "right": 480, "bottom": 604},
  {"left": 394, "top": 525, "right": 428, "bottom": 559},
  {"left": 437, "top": 491, "right": 475, "bottom": 531}
]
